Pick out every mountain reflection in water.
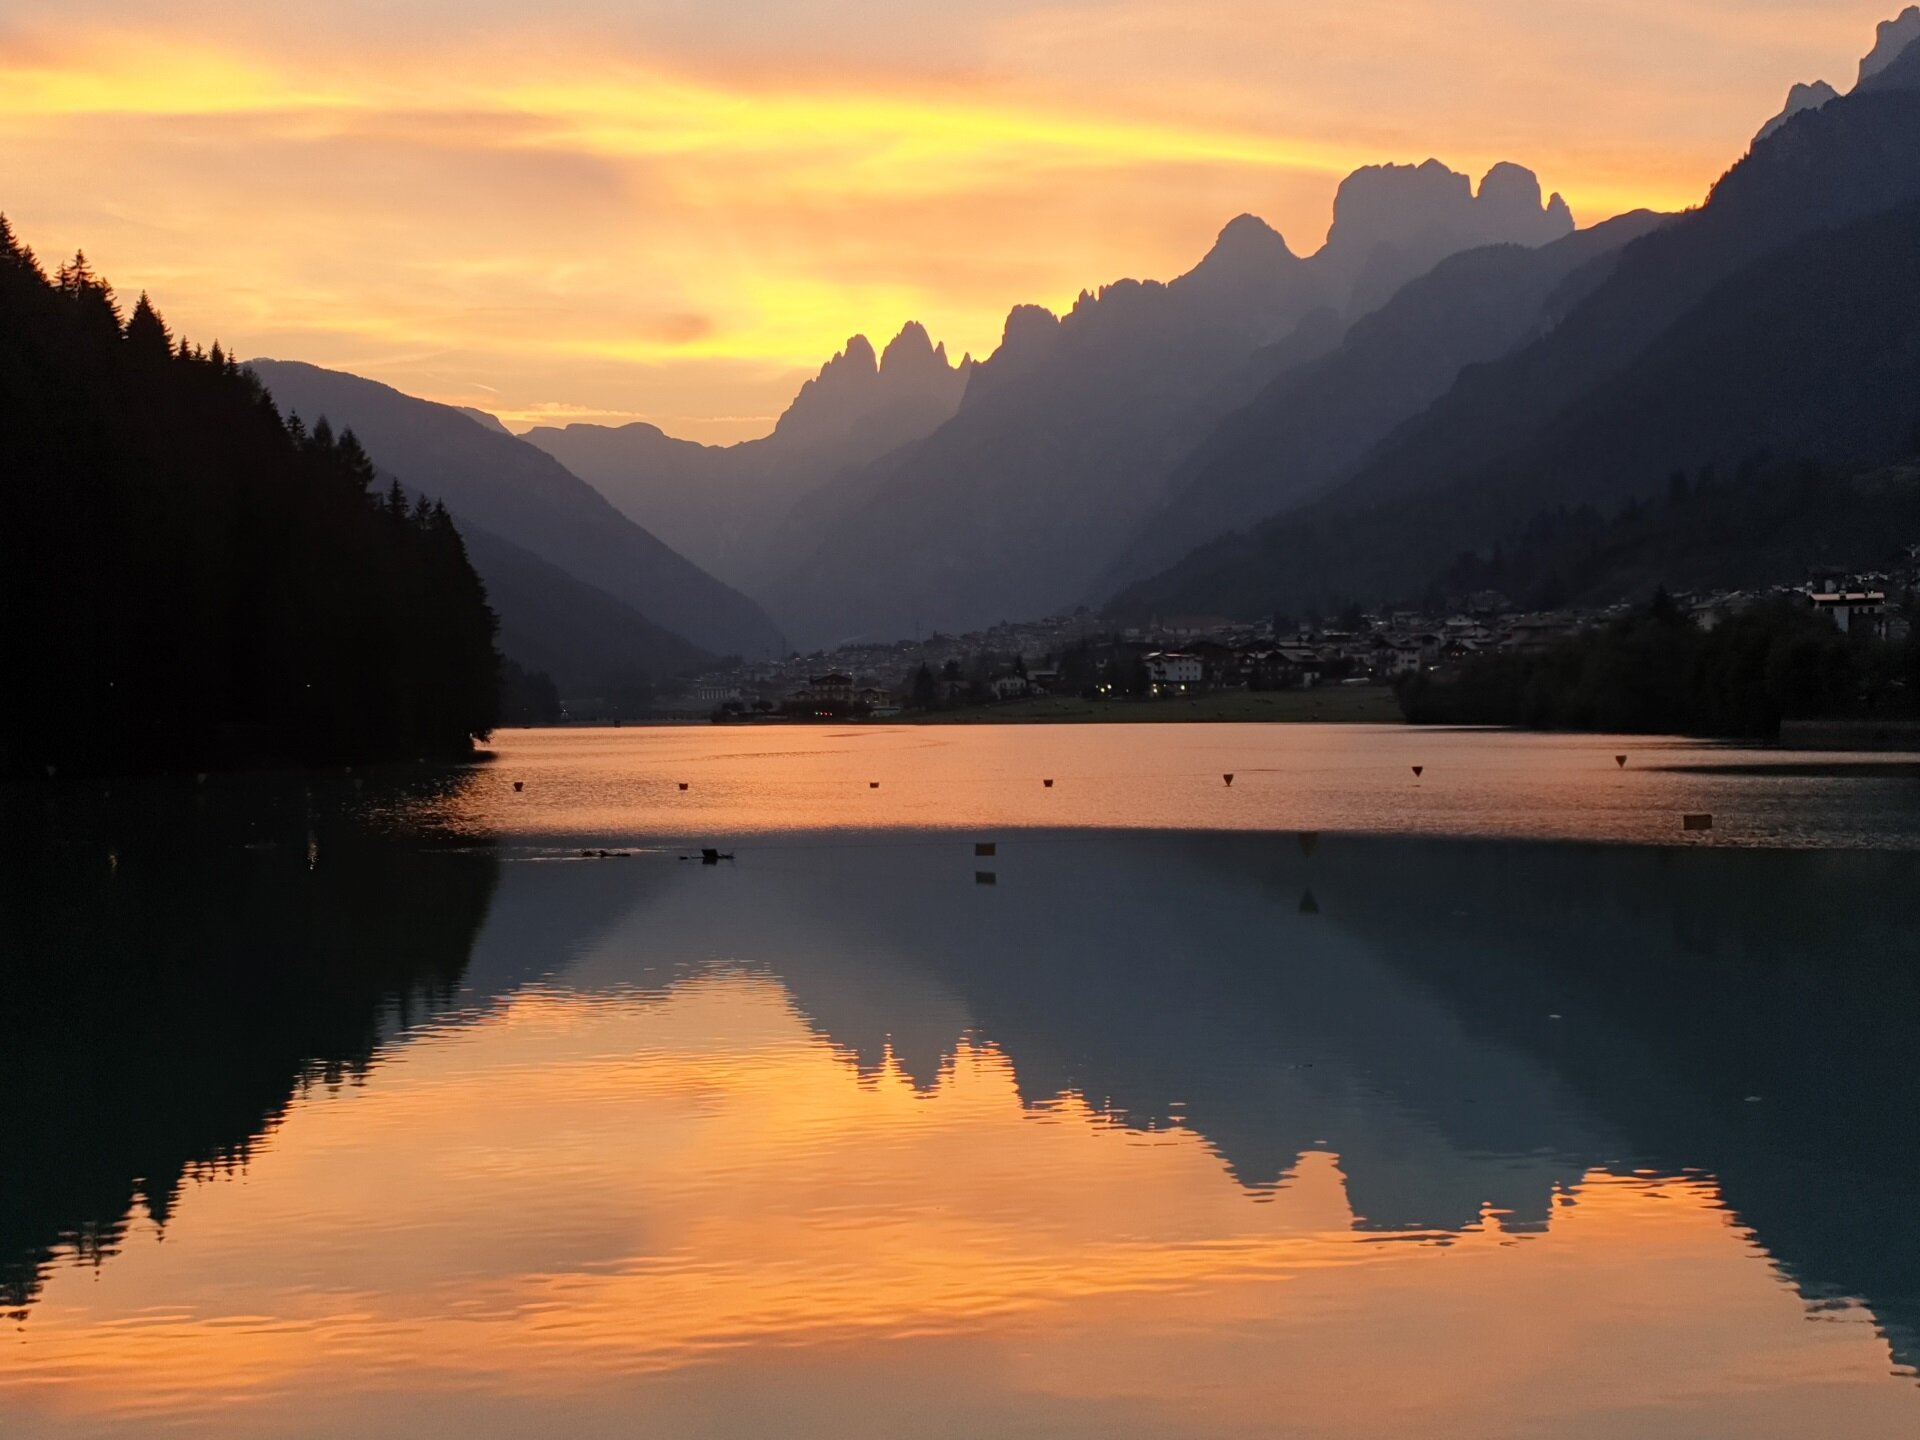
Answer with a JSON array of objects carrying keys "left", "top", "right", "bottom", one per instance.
[
  {"left": 0, "top": 773, "right": 500, "bottom": 1318},
  {"left": 3, "top": 784, "right": 1918, "bottom": 1436}
]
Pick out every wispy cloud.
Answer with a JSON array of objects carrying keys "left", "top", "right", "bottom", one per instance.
[{"left": 0, "top": 2, "right": 1890, "bottom": 442}]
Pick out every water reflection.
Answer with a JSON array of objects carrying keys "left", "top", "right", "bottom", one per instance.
[
  {"left": 4, "top": 787, "right": 1919, "bottom": 1435},
  {"left": 0, "top": 771, "right": 498, "bottom": 1319},
  {"left": 570, "top": 830, "right": 1920, "bottom": 1376}
]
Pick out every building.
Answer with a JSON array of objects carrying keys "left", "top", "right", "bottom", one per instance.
[
  {"left": 1808, "top": 589, "right": 1889, "bottom": 638},
  {"left": 795, "top": 671, "right": 856, "bottom": 704},
  {"left": 1145, "top": 652, "right": 1205, "bottom": 694}
]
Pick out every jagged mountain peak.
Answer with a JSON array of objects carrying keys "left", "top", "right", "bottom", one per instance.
[
  {"left": 1756, "top": 80, "right": 1841, "bottom": 144},
  {"left": 1208, "top": 212, "right": 1293, "bottom": 259},
  {"left": 1324, "top": 160, "right": 1567, "bottom": 249},
  {"left": 1001, "top": 302, "right": 1062, "bottom": 348},
  {"left": 772, "top": 320, "right": 969, "bottom": 452},
  {"left": 878, "top": 320, "right": 958, "bottom": 382},
  {"left": 1314, "top": 158, "right": 1573, "bottom": 317},
  {"left": 1859, "top": 6, "right": 1920, "bottom": 86},
  {"left": 827, "top": 333, "right": 878, "bottom": 377}
]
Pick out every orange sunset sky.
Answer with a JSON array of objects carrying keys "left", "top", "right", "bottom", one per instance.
[{"left": 0, "top": 1, "right": 1898, "bottom": 442}]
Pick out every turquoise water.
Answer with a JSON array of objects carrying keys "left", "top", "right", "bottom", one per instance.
[{"left": 4, "top": 725, "right": 1919, "bottom": 1438}]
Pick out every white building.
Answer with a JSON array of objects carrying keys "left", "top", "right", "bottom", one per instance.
[
  {"left": 1809, "top": 590, "right": 1888, "bottom": 637},
  {"left": 1146, "top": 652, "right": 1204, "bottom": 693}
]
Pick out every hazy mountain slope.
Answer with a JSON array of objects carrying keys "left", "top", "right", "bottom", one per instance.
[
  {"left": 1108, "top": 58, "right": 1920, "bottom": 622},
  {"left": 1097, "top": 209, "right": 1670, "bottom": 594},
  {"left": 1755, "top": 81, "right": 1839, "bottom": 144},
  {"left": 755, "top": 163, "right": 1572, "bottom": 644},
  {"left": 456, "top": 406, "right": 513, "bottom": 436},
  {"left": 521, "top": 422, "right": 736, "bottom": 577},
  {"left": 245, "top": 360, "right": 783, "bottom": 658},
  {"left": 455, "top": 521, "right": 707, "bottom": 696},
  {"left": 525, "top": 323, "right": 969, "bottom": 588},
  {"left": 1109, "top": 199, "right": 1920, "bottom": 622},
  {"left": 1315, "top": 160, "right": 1575, "bottom": 319}
]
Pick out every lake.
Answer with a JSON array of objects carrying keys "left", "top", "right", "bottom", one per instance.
[{"left": 5, "top": 724, "right": 1920, "bottom": 1438}]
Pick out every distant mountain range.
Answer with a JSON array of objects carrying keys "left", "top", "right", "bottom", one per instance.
[
  {"left": 1094, "top": 208, "right": 1671, "bottom": 592},
  {"left": 749, "top": 161, "right": 1573, "bottom": 644},
  {"left": 523, "top": 322, "right": 971, "bottom": 590},
  {"left": 245, "top": 361, "right": 782, "bottom": 692},
  {"left": 1105, "top": 14, "right": 1920, "bottom": 624},
  {"left": 229, "top": 9, "right": 1920, "bottom": 666}
]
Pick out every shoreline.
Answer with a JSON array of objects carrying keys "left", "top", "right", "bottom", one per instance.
[{"left": 910, "top": 687, "right": 1405, "bottom": 725}]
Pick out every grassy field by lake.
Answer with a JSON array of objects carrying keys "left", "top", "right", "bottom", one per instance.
[{"left": 913, "top": 686, "right": 1405, "bottom": 725}]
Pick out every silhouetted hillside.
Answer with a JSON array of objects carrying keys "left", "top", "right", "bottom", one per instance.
[
  {"left": 246, "top": 360, "right": 783, "bottom": 659},
  {"left": 0, "top": 226, "right": 498, "bottom": 776},
  {"left": 456, "top": 520, "right": 707, "bottom": 700},
  {"left": 1110, "top": 54, "right": 1920, "bottom": 623},
  {"left": 1098, "top": 210, "right": 1669, "bottom": 592},
  {"left": 526, "top": 322, "right": 970, "bottom": 590},
  {"left": 760, "top": 164, "right": 1572, "bottom": 643},
  {"left": 0, "top": 775, "right": 497, "bottom": 1318}
]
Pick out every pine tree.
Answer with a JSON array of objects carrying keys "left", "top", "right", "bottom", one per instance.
[{"left": 124, "top": 292, "right": 172, "bottom": 363}]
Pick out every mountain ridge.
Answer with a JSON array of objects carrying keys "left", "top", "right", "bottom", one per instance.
[
  {"left": 245, "top": 359, "right": 782, "bottom": 662},
  {"left": 755, "top": 158, "right": 1573, "bottom": 643},
  {"left": 1106, "top": 61, "right": 1920, "bottom": 623}
]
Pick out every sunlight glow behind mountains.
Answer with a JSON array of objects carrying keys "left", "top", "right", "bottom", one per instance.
[{"left": 0, "top": 1, "right": 1895, "bottom": 440}]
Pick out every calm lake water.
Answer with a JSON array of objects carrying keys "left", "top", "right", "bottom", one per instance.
[{"left": 5, "top": 724, "right": 1920, "bottom": 1438}]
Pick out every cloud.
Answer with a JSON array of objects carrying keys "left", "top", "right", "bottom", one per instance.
[{"left": 0, "top": 2, "right": 1893, "bottom": 442}]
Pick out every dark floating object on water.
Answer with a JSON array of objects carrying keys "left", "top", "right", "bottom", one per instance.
[
  {"left": 1411, "top": 765, "right": 1424, "bottom": 778},
  {"left": 1298, "top": 831, "right": 1319, "bottom": 858},
  {"left": 1223, "top": 773, "right": 1235, "bottom": 787},
  {"left": 678, "top": 782, "right": 690, "bottom": 791},
  {"left": 513, "top": 780, "right": 524, "bottom": 792},
  {"left": 700, "top": 848, "right": 734, "bottom": 864},
  {"left": 1043, "top": 778, "right": 1054, "bottom": 788},
  {"left": 1683, "top": 813, "right": 1714, "bottom": 832},
  {"left": 870, "top": 781, "right": 880, "bottom": 789},
  {"left": 1299, "top": 888, "right": 1320, "bottom": 915},
  {"left": 580, "top": 849, "right": 629, "bottom": 859},
  {"left": 975, "top": 841, "right": 997, "bottom": 857},
  {"left": 975, "top": 870, "right": 997, "bottom": 886},
  {"left": 1616, "top": 754, "right": 1628, "bottom": 768}
]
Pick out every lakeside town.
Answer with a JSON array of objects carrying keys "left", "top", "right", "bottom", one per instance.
[{"left": 618, "top": 551, "right": 1920, "bottom": 724}]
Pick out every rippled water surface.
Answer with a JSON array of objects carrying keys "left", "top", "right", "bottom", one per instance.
[
  {"left": 5, "top": 725, "right": 1920, "bottom": 1438},
  {"left": 392, "top": 723, "right": 1920, "bottom": 849}
]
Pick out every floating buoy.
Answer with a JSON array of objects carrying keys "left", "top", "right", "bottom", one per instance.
[
  {"left": 678, "top": 782, "right": 689, "bottom": 791},
  {"left": 975, "top": 842, "right": 997, "bottom": 857},
  {"left": 1299, "top": 888, "right": 1320, "bottom": 915},
  {"left": 1043, "top": 778, "right": 1054, "bottom": 788},
  {"left": 975, "top": 870, "right": 997, "bottom": 886},
  {"left": 1298, "top": 831, "right": 1319, "bottom": 858},
  {"left": 869, "top": 781, "right": 880, "bottom": 789},
  {"left": 1683, "top": 813, "right": 1713, "bottom": 831},
  {"left": 512, "top": 780, "right": 524, "bottom": 792},
  {"left": 1411, "top": 765, "right": 1424, "bottom": 778},
  {"left": 1223, "top": 773, "right": 1235, "bottom": 787},
  {"left": 1615, "top": 754, "right": 1628, "bottom": 768}
]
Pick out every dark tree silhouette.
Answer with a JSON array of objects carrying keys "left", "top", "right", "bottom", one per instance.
[{"left": 0, "top": 219, "right": 500, "bottom": 776}]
